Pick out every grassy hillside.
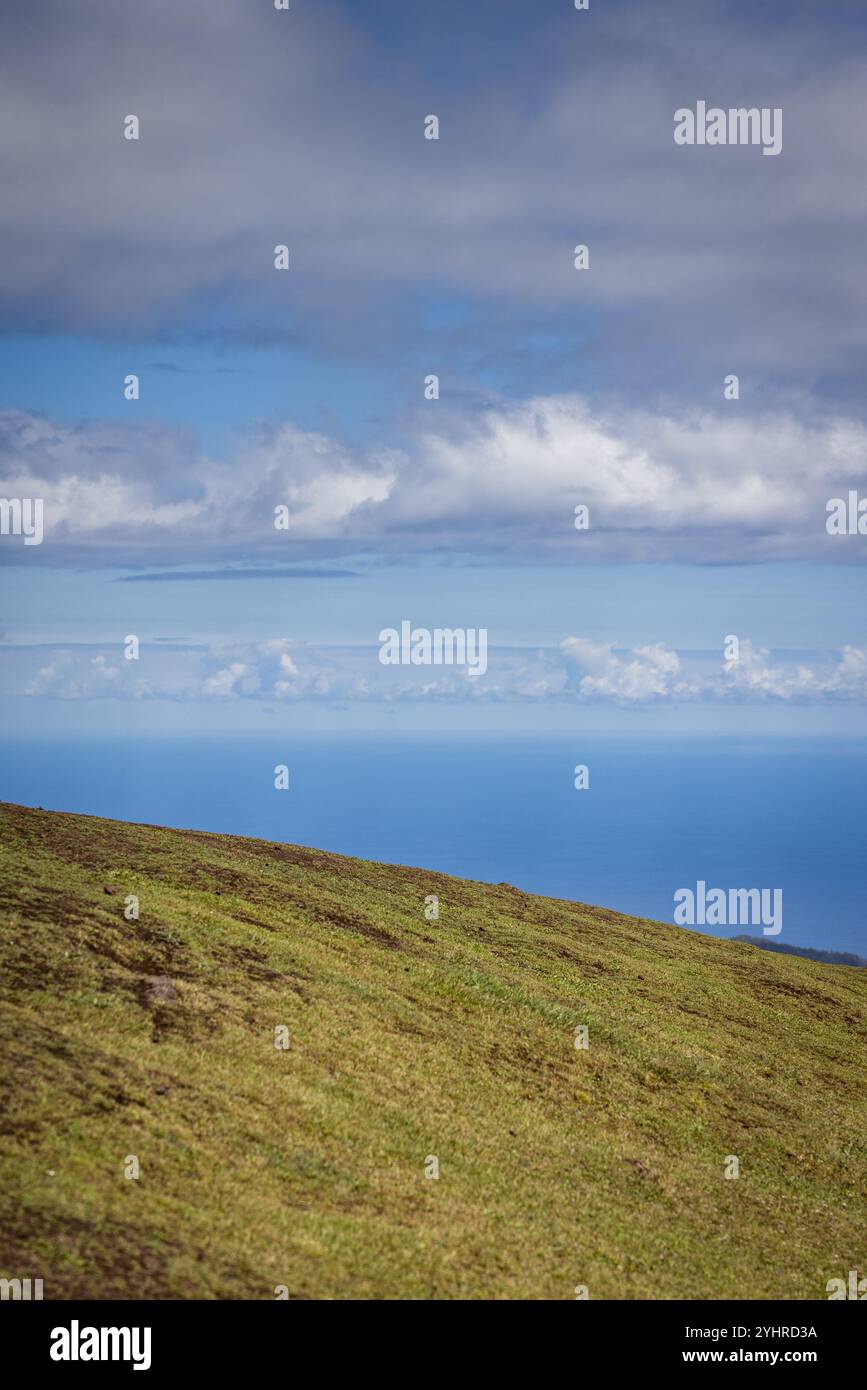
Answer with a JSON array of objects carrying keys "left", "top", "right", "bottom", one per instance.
[{"left": 0, "top": 800, "right": 864, "bottom": 1300}]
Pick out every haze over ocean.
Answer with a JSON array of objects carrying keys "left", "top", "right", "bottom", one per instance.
[{"left": 3, "top": 733, "right": 865, "bottom": 957}]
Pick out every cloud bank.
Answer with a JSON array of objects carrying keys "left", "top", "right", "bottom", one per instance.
[
  {"left": 2, "top": 399, "right": 865, "bottom": 565},
  {"left": 1, "top": 0, "right": 866, "bottom": 389},
  {"left": 14, "top": 636, "right": 867, "bottom": 707}
]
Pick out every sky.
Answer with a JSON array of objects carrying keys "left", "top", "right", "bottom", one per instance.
[{"left": 2, "top": 0, "right": 867, "bottom": 735}]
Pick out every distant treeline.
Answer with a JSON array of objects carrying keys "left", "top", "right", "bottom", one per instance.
[{"left": 732, "top": 935, "right": 867, "bottom": 969}]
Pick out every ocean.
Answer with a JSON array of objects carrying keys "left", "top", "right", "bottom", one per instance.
[{"left": 1, "top": 733, "right": 865, "bottom": 956}]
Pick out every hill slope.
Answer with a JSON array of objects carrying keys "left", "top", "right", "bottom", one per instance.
[{"left": 0, "top": 800, "right": 864, "bottom": 1300}]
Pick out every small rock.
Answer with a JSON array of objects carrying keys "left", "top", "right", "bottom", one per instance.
[
  {"left": 103, "top": 885, "right": 117, "bottom": 895},
  {"left": 142, "top": 975, "right": 178, "bottom": 1003}
]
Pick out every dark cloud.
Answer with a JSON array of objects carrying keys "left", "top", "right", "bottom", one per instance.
[
  {"left": 0, "top": 0, "right": 865, "bottom": 398},
  {"left": 119, "top": 567, "right": 359, "bottom": 582}
]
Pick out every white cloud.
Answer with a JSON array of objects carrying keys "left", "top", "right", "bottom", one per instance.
[
  {"left": 4, "top": 398, "right": 867, "bottom": 564},
  {"left": 561, "top": 639, "right": 683, "bottom": 702},
  {"left": 202, "top": 661, "right": 255, "bottom": 697},
  {"left": 717, "top": 640, "right": 867, "bottom": 702},
  {"left": 16, "top": 635, "right": 867, "bottom": 707}
]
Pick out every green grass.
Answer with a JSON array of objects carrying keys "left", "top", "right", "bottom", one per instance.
[{"left": 0, "top": 799, "right": 864, "bottom": 1300}]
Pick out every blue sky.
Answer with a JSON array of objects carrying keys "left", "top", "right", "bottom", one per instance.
[{"left": 2, "top": 0, "right": 867, "bottom": 735}]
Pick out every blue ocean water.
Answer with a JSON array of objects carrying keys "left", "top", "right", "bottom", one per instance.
[{"left": 1, "top": 735, "right": 865, "bottom": 956}]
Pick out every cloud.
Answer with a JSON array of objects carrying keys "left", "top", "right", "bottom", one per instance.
[
  {"left": 1, "top": 0, "right": 866, "bottom": 387},
  {"left": 119, "top": 567, "right": 359, "bottom": 582},
  {"left": 14, "top": 635, "right": 867, "bottom": 707},
  {"left": 202, "top": 661, "right": 255, "bottom": 697},
  {"left": 3, "top": 399, "right": 867, "bottom": 565},
  {"left": 719, "top": 639, "right": 867, "bottom": 701},
  {"left": 561, "top": 639, "right": 683, "bottom": 701},
  {"left": 0, "top": 410, "right": 395, "bottom": 563},
  {"left": 26, "top": 650, "right": 148, "bottom": 699}
]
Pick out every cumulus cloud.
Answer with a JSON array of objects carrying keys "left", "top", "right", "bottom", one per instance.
[
  {"left": 202, "top": 661, "right": 255, "bottom": 698},
  {"left": 14, "top": 635, "right": 867, "bottom": 707},
  {"left": 26, "top": 650, "right": 162, "bottom": 699},
  {"left": 3, "top": 398, "right": 866, "bottom": 565},
  {"left": 718, "top": 640, "right": 867, "bottom": 702},
  {"left": 561, "top": 639, "right": 683, "bottom": 701}
]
